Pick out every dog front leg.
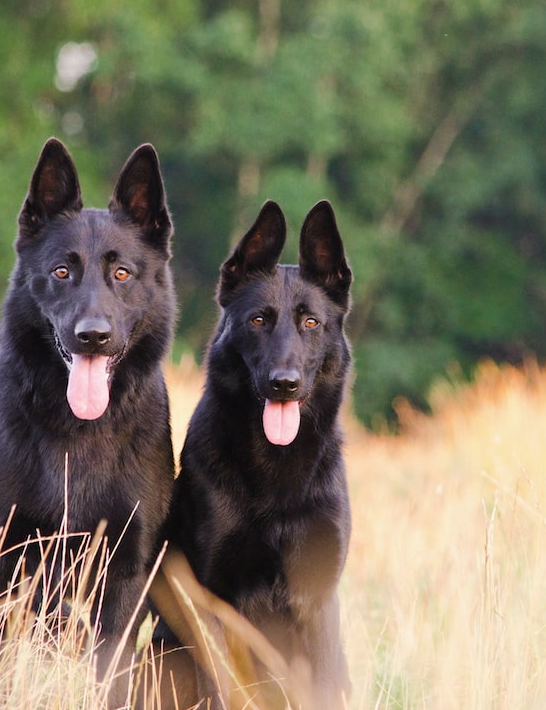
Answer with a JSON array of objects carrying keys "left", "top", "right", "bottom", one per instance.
[{"left": 292, "top": 593, "right": 351, "bottom": 710}]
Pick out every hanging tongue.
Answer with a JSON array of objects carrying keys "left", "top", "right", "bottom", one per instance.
[
  {"left": 262, "top": 399, "right": 301, "bottom": 446},
  {"left": 67, "top": 354, "right": 110, "bottom": 420}
]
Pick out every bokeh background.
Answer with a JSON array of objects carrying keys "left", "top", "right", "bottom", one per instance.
[{"left": 2, "top": 0, "right": 546, "bottom": 424}]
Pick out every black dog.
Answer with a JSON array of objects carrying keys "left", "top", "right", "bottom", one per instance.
[
  {"left": 0, "top": 138, "right": 176, "bottom": 702},
  {"left": 165, "top": 200, "right": 352, "bottom": 709}
]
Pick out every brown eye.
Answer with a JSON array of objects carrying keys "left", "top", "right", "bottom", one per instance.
[
  {"left": 304, "top": 317, "right": 320, "bottom": 329},
  {"left": 114, "top": 267, "right": 131, "bottom": 282},
  {"left": 251, "top": 315, "right": 265, "bottom": 326},
  {"left": 53, "top": 266, "right": 69, "bottom": 280}
]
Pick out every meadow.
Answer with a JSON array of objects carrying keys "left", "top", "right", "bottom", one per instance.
[
  {"left": 2, "top": 357, "right": 546, "bottom": 708},
  {"left": 169, "top": 357, "right": 546, "bottom": 710},
  {"left": 342, "top": 359, "right": 546, "bottom": 710}
]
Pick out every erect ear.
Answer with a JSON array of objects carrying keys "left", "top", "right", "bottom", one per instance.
[
  {"left": 18, "top": 138, "right": 82, "bottom": 239},
  {"left": 109, "top": 143, "right": 172, "bottom": 253},
  {"left": 299, "top": 200, "right": 352, "bottom": 310},
  {"left": 218, "top": 200, "right": 286, "bottom": 306}
]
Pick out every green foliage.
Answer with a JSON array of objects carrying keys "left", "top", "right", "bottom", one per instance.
[{"left": 1, "top": 0, "right": 546, "bottom": 423}]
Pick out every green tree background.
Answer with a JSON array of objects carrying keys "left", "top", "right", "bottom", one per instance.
[{"left": 1, "top": 0, "right": 545, "bottom": 424}]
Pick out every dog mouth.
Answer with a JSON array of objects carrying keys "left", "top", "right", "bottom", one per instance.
[
  {"left": 262, "top": 399, "right": 301, "bottom": 446},
  {"left": 53, "top": 330, "right": 127, "bottom": 421}
]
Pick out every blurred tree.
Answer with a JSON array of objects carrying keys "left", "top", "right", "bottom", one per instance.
[
  {"left": 353, "top": 0, "right": 546, "bottom": 423},
  {"left": 1, "top": 0, "right": 546, "bottom": 424}
]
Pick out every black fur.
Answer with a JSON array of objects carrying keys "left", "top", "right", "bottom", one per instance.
[
  {"left": 0, "top": 138, "right": 176, "bottom": 701},
  {"left": 165, "top": 200, "right": 352, "bottom": 708}
]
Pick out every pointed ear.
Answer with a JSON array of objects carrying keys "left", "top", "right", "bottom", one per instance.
[
  {"left": 109, "top": 143, "right": 172, "bottom": 253},
  {"left": 299, "top": 200, "right": 352, "bottom": 310},
  {"left": 18, "top": 138, "right": 82, "bottom": 239},
  {"left": 218, "top": 200, "right": 286, "bottom": 306}
]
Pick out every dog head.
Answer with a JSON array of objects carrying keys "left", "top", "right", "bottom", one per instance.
[
  {"left": 16, "top": 138, "right": 173, "bottom": 420},
  {"left": 216, "top": 200, "right": 352, "bottom": 445}
]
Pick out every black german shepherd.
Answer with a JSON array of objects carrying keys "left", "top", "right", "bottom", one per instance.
[
  {"left": 164, "top": 200, "right": 352, "bottom": 709},
  {"left": 0, "top": 138, "right": 176, "bottom": 702}
]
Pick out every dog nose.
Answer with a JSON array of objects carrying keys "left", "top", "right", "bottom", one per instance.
[
  {"left": 75, "top": 317, "right": 112, "bottom": 348},
  {"left": 269, "top": 368, "right": 301, "bottom": 398}
]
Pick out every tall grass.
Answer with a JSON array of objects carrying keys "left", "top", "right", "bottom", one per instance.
[
  {"left": 0, "top": 520, "right": 111, "bottom": 710},
  {"left": 0, "top": 490, "right": 164, "bottom": 709},
  {"left": 344, "top": 359, "right": 546, "bottom": 709},
  {"left": 3, "top": 357, "right": 546, "bottom": 708}
]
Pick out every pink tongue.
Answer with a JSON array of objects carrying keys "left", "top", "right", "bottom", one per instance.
[
  {"left": 262, "top": 399, "right": 301, "bottom": 446},
  {"left": 67, "top": 354, "right": 110, "bottom": 420}
]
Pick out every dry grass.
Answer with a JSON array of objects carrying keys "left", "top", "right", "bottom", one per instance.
[
  {"left": 342, "top": 359, "right": 546, "bottom": 709},
  {"left": 167, "top": 357, "right": 546, "bottom": 709},
  {"left": 0, "top": 522, "right": 113, "bottom": 710},
  {"left": 3, "top": 356, "right": 546, "bottom": 708}
]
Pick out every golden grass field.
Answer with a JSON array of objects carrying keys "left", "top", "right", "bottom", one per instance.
[
  {"left": 3, "top": 357, "right": 546, "bottom": 708},
  {"left": 168, "top": 357, "right": 546, "bottom": 710}
]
